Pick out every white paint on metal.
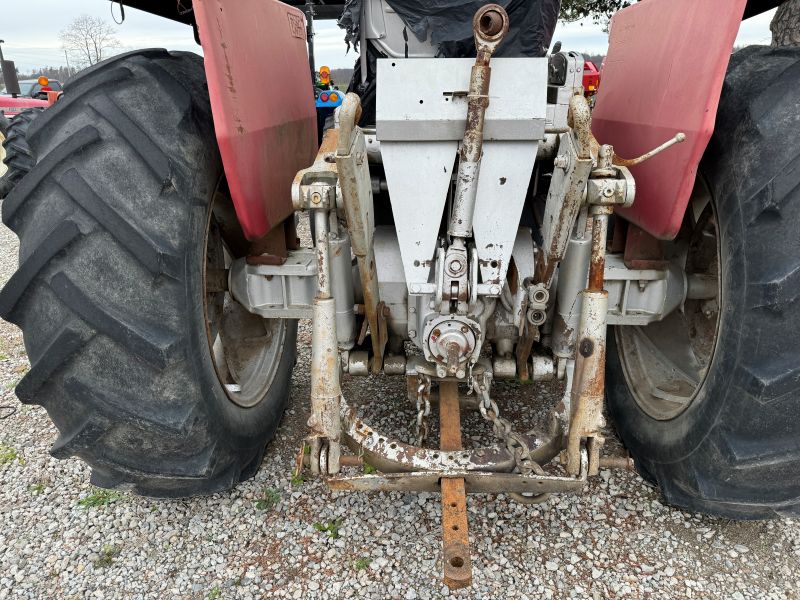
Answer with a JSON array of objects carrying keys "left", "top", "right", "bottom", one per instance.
[
  {"left": 473, "top": 141, "right": 539, "bottom": 284},
  {"left": 228, "top": 251, "right": 317, "bottom": 319},
  {"left": 377, "top": 57, "right": 547, "bottom": 290},
  {"left": 377, "top": 58, "right": 548, "bottom": 142},
  {"left": 381, "top": 140, "right": 457, "bottom": 286}
]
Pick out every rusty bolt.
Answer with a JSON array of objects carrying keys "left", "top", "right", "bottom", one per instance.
[
  {"left": 461, "top": 325, "right": 469, "bottom": 334},
  {"left": 310, "top": 192, "right": 322, "bottom": 205}
]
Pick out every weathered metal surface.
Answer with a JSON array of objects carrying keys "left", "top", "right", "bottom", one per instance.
[
  {"left": 329, "top": 231, "right": 357, "bottom": 348},
  {"left": 448, "top": 4, "right": 508, "bottom": 242},
  {"left": 515, "top": 324, "right": 538, "bottom": 382},
  {"left": 228, "top": 251, "right": 317, "bottom": 319},
  {"left": 377, "top": 57, "right": 546, "bottom": 288},
  {"left": 592, "top": 0, "right": 747, "bottom": 239},
  {"left": 623, "top": 223, "right": 669, "bottom": 271},
  {"left": 376, "top": 59, "right": 548, "bottom": 142},
  {"left": 439, "top": 381, "right": 472, "bottom": 589},
  {"left": 292, "top": 129, "right": 340, "bottom": 212},
  {"left": 340, "top": 402, "right": 562, "bottom": 474},
  {"left": 587, "top": 212, "right": 609, "bottom": 292},
  {"left": 309, "top": 296, "right": 342, "bottom": 475},
  {"left": 336, "top": 95, "right": 387, "bottom": 371},
  {"left": 327, "top": 470, "right": 586, "bottom": 494},
  {"left": 193, "top": 0, "right": 317, "bottom": 240},
  {"left": 566, "top": 289, "right": 609, "bottom": 476},
  {"left": 536, "top": 130, "right": 594, "bottom": 287},
  {"left": 599, "top": 455, "right": 635, "bottom": 471},
  {"left": 326, "top": 457, "right": 588, "bottom": 494}
]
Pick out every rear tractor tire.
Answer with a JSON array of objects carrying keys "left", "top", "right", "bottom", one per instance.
[
  {"left": 607, "top": 46, "right": 800, "bottom": 518},
  {"left": 0, "top": 50, "right": 297, "bottom": 497}
]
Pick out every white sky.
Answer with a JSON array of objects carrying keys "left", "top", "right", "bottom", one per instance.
[{"left": 0, "top": 1, "right": 776, "bottom": 72}]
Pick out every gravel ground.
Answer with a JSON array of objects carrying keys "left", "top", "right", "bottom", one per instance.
[{"left": 1, "top": 211, "right": 799, "bottom": 600}]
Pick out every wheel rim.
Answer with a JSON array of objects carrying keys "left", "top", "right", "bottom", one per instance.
[
  {"left": 616, "top": 183, "right": 721, "bottom": 421},
  {"left": 203, "top": 187, "right": 287, "bottom": 409}
]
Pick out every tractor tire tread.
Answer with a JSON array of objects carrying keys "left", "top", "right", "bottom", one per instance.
[
  {"left": 607, "top": 46, "right": 800, "bottom": 519},
  {"left": 1, "top": 50, "right": 294, "bottom": 497}
]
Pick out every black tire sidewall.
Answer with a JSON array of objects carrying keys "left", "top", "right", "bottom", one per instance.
[
  {"left": 184, "top": 168, "right": 298, "bottom": 450},
  {"left": 606, "top": 184, "right": 744, "bottom": 462}
]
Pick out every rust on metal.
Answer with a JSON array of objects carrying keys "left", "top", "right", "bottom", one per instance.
[
  {"left": 335, "top": 94, "right": 387, "bottom": 372},
  {"left": 326, "top": 457, "right": 589, "bottom": 494},
  {"left": 566, "top": 209, "right": 611, "bottom": 476},
  {"left": 302, "top": 454, "right": 364, "bottom": 468},
  {"left": 587, "top": 212, "right": 609, "bottom": 291},
  {"left": 535, "top": 98, "right": 594, "bottom": 288},
  {"left": 599, "top": 454, "right": 635, "bottom": 471},
  {"left": 623, "top": 223, "right": 669, "bottom": 270},
  {"left": 611, "top": 132, "right": 686, "bottom": 167},
  {"left": 439, "top": 381, "right": 472, "bottom": 589},
  {"left": 340, "top": 399, "right": 563, "bottom": 474},
  {"left": 447, "top": 5, "right": 508, "bottom": 241},
  {"left": 308, "top": 296, "right": 343, "bottom": 474},
  {"left": 515, "top": 323, "right": 538, "bottom": 381}
]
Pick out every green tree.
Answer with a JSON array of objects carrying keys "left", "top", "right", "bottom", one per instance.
[{"left": 560, "top": 0, "right": 633, "bottom": 23}]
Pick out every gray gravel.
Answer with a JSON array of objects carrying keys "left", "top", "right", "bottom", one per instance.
[{"left": 1, "top": 212, "right": 799, "bottom": 599}]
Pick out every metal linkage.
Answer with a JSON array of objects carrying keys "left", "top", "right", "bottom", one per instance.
[
  {"left": 565, "top": 207, "right": 611, "bottom": 476},
  {"left": 473, "top": 372, "right": 552, "bottom": 504},
  {"left": 447, "top": 4, "right": 509, "bottom": 242},
  {"left": 308, "top": 208, "right": 344, "bottom": 475},
  {"left": 414, "top": 373, "right": 432, "bottom": 446},
  {"left": 439, "top": 381, "right": 472, "bottom": 589},
  {"left": 336, "top": 93, "right": 389, "bottom": 372}
]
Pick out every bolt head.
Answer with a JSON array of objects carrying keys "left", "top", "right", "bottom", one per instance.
[
  {"left": 408, "top": 330, "right": 417, "bottom": 338},
  {"left": 310, "top": 192, "right": 322, "bottom": 204}
]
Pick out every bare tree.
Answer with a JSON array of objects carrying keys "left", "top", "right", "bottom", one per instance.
[
  {"left": 771, "top": 0, "right": 800, "bottom": 47},
  {"left": 60, "top": 15, "right": 121, "bottom": 69}
]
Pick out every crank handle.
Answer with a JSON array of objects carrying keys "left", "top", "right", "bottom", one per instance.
[{"left": 613, "top": 132, "right": 686, "bottom": 167}]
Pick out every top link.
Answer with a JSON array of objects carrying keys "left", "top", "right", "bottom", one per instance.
[{"left": 473, "top": 4, "right": 509, "bottom": 57}]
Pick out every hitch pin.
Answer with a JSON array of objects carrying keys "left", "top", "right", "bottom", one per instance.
[{"left": 613, "top": 132, "right": 686, "bottom": 167}]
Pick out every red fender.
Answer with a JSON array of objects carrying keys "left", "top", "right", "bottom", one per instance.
[
  {"left": 194, "top": 0, "right": 317, "bottom": 241},
  {"left": 592, "top": 0, "right": 748, "bottom": 240}
]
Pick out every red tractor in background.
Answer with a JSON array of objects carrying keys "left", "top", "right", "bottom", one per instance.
[
  {"left": 1, "top": 0, "right": 797, "bottom": 588},
  {"left": 583, "top": 59, "right": 601, "bottom": 98},
  {"left": 0, "top": 41, "right": 56, "bottom": 197}
]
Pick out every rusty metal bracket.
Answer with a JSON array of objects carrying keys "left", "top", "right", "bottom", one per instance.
[
  {"left": 336, "top": 93, "right": 387, "bottom": 372},
  {"left": 326, "top": 453, "right": 589, "bottom": 494},
  {"left": 439, "top": 381, "right": 472, "bottom": 589},
  {"left": 340, "top": 400, "right": 563, "bottom": 475}
]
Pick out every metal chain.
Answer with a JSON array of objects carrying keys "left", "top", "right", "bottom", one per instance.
[
  {"left": 414, "top": 373, "right": 432, "bottom": 447},
  {"left": 470, "top": 372, "right": 550, "bottom": 503}
]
